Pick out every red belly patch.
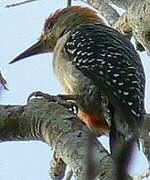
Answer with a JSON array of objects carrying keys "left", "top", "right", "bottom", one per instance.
[{"left": 78, "top": 109, "right": 110, "bottom": 133}]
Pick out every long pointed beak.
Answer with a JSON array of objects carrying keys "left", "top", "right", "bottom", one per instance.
[{"left": 9, "top": 40, "right": 48, "bottom": 64}]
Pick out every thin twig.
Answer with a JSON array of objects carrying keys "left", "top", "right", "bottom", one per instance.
[
  {"left": 67, "top": 0, "right": 72, "bottom": 6},
  {"left": 5, "top": 0, "right": 40, "bottom": 8},
  {"left": 0, "top": 71, "right": 8, "bottom": 90}
]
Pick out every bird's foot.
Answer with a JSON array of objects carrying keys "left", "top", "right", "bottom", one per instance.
[{"left": 27, "top": 91, "right": 78, "bottom": 113}]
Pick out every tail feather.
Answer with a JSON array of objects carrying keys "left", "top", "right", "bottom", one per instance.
[
  {"left": 116, "top": 137, "right": 136, "bottom": 180},
  {"left": 108, "top": 103, "right": 135, "bottom": 158}
]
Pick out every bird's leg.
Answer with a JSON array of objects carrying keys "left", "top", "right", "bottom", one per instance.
[{"left": 27, "top": 91, "right": 79, "bottom": 113}]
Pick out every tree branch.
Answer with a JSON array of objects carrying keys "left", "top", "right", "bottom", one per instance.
[
  {"left": 0, "top": 70, "right": 8, "bottom": 91},
  {"left": 0, "top": 98, "right": 115, "bottom": 179},
  {"left": 80, "top": 0, "right": 150, "bottom": 53},
  {"left": 110, "top": 0, "right": 142, "bottom": 10},
  {"left": 80, "top": 0, "right": 120, "bottom": 26},
  {"left": 67, "top": 0, "right": 72, "bottom": 6},
  {"left": 5, "top": 0, "right": 40, "bottom": 8},
  {"left": 113, "top": 0, "right": 150, "bottom": 53}
]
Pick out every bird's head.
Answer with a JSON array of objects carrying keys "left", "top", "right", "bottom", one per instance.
[{"left": 10, "top": 6, "right": 103, "bottom": 64}]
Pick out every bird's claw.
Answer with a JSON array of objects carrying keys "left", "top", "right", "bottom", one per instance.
[
  {"left": 27, "top": 91, "right": 78, "bottom": 113},
  {"left": 57, "top": 94, "right": 79, "bottom": 113}
]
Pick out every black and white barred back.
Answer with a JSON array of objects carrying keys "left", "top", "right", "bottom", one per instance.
[{"left": 65, "top": 23, "right": 145, "bottom": 133}]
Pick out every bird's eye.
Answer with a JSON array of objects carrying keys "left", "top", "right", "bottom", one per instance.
[{"left": 47, "top": 20, "right": 55, "bottom": 29}]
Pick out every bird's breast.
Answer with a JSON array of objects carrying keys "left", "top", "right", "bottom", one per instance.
[
  {"left": 53, "top": 33, "right": 110, "bottom": 133},
  {"left": 53, "top": 32, "right": 93, "bottom": 95}
]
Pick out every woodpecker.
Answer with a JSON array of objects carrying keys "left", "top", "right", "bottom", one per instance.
[{"left": 10, "top": 6, "right": 145, "bottom": 155}]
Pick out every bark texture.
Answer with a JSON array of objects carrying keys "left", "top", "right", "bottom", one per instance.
[
  {"left": 0, "top": 98, "right": 115, "bottom": 179},
  {"left": 80, "top": 0, "right": 150, "bottom": 53}
]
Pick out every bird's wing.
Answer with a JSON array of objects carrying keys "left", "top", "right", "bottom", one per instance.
[{"left": 65, "top": 23, "right": 145, "bottom": 132}]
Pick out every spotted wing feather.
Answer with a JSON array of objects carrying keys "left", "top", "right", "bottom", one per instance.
[{"left": 65, "top": 23, "right": 145, "bottom": 133}]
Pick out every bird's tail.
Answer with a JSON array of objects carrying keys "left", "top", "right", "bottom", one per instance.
[
  {"left": 108, "top": 103, "right": 138, "bottom": 159},
  {"left": 116, "top": 137, "right": 136, "bottom": 180}
]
